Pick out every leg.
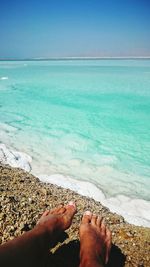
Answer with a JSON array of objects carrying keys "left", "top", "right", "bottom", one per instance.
[
  {"left": 79, "top": 211, "right": 111, "bottom": 267},
  {"left": 0, "top": 202, "right": 76, "bottom": 267}
]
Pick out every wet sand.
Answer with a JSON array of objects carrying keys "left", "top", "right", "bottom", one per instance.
[{"left": 0, "top": 164, "right": 150, "bottom": 266}]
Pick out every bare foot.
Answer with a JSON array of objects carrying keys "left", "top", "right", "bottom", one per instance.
[
  {"left": 0, "top": 203, "right": 76, "bottom": 267},
  {"left": 79, "top": 211, "right": 112, "bottom": 267},
  {"left": 36, "top": 201, "right": 77, "bottom": 244}
]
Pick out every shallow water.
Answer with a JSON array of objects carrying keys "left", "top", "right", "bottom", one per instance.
[{"left": 0, "top": 59, "right": 150, "bottom": 225}]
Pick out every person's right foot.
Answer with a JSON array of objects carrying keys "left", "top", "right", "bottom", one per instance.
[
  {"left": 37, "top": 202, "right": 77, "bottom": 232},
  {"left": 0, "top": 203, "right": 77, "bottom": 267},
  {"left": 79, "top": 211, "right": 112, "bottom": 267},
  {"left": 35, "top": 202, "right": 77, "bottom": 246}
]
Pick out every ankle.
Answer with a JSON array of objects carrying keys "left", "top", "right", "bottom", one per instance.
[
  {"left": 80, "top": 257, "right": 104, "bottom": 267},
  {"left": 32, "top": 225, "right": 51, "bottom": 249},
  {"left": 80, "top": 251, "right": 104, "bottom": 267},
  {"left": 34, "top": 217, "right": 63, "bottom": 247},
  {"left": 35, "top": 216, "right": 61, "bottom": 235}
]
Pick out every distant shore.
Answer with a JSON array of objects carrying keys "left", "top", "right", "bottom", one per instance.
[
  {"left": 0, "top": 164, "right": 150, "bottom": 266},
  {"left": 0, "top": 56, "right": 150, "bottom": 61}
]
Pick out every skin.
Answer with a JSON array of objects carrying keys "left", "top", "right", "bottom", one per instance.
[
  {"left": 79, "top": 211, "right": 112, "bottom": 267},
  {"left": 0, "top": 202, "right": 77, "bottom": 267},
  {"left": 0, "top": 204, "right": 112, "bottom": 267}
]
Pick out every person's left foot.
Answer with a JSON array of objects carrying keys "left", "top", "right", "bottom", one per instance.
[
  {"left": 79, "top": 211, "right": 112, "bottom": 267},
  {"left": 36, "top": 202, "right": 77, "bottom": 243}
]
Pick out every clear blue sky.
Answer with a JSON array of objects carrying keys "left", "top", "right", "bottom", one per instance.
[{"left": 0, "top": 0, "right": 150, "bottom": 58}]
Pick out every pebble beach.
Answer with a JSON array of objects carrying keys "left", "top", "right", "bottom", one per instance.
[{"left": 0, "top": 164, "right": 150, "bottom": 267}]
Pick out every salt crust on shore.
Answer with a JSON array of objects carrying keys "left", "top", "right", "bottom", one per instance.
[
  {"left": 0, "top": 143, "right": 150, "bottom": 227},
  {"left": 0, "top": 144, "right": 32, "bottom": 172}
]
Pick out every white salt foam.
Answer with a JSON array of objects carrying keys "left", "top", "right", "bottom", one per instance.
[
  {"left": 38, "top": 173, "right": 106, "bottom": 201},
  {"left": 0, "top": 144, "right": 32, "bottom": 172}
]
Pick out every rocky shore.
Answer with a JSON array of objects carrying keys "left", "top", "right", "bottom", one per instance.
[{"left": 0, "top": 164, "right": 150, "bottom": 266}]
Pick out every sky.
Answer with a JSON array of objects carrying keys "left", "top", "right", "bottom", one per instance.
[{"left": 0, "top": 0, "right": 150, "bottom": 58}]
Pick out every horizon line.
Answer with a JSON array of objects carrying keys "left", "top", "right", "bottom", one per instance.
[{"left": 0, "top": 56, "right": 150, "bottom": 61}]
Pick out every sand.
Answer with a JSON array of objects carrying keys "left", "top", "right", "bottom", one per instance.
[{"left": 0, "top": 164, "right": 150, "bottom": 266}]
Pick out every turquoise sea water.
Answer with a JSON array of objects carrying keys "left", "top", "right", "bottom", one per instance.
[{"left": 0, "top": 59, "right": 150, "bottom": 204}]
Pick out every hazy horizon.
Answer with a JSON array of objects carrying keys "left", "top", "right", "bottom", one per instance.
[{"left": 1, "top": 56, "right": 150, "bottom": 61}]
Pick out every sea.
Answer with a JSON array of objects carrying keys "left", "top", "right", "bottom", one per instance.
[{"left": 0, "top": 59, "right": 150, "bottom": 227}]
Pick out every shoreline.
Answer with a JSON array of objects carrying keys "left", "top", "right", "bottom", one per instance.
[
  {"left": 0, "top": 163, "right": 150, "bottom": 266},
  {"left": 0, "top": 143, "right": 150, "bottom": 227},
  {"left": 1, "top": 143, "right": 150, "bottom": 227}
]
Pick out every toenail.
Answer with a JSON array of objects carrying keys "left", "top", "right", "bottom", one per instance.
[
  {"left": 84, "top": 210, "right": 92, "bottom": 215},
  {"left": 68, "top": 201, "right": 76, "bottom": 207}
]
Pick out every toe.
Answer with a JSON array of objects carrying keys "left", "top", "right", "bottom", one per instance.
[
  {"left": 82, "top": 211, "right": 92, "bottom": 224},
  {"left": 42, "top": 210, "right": 50, "bottom": 217},
  {"left": 105, "top": 229, "right": 112, "bottom": 264},
  {"left": 101, "top": 218, "right": 106, "bottom": 235},
  {"left": 96, "top": 215, "right": 102, "bottom": 227},
  {"left": 66, "top": 201, "right": 76, "bottom": 210},
  {"left": 37, "top": 210, "right": 50, "bottom": 224},
  {"left": 50, "top": 205, "right": 63, "bottom": 214},
  {"left": 56, "top": 207, "right": 66, "bottom": 214},
  {"left": 106, "top": 228, "right": 112, "bottom": 244},
  {"left": 65, "top": 202, "right": 77, "bottom": 217},
  {"left": 91, "top": 214, "right": 97, "bottom": 226}
]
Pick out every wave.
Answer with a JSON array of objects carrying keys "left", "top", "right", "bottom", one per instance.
[{"left": 1, "top": 143, "right": 150, "bottom": 227}]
